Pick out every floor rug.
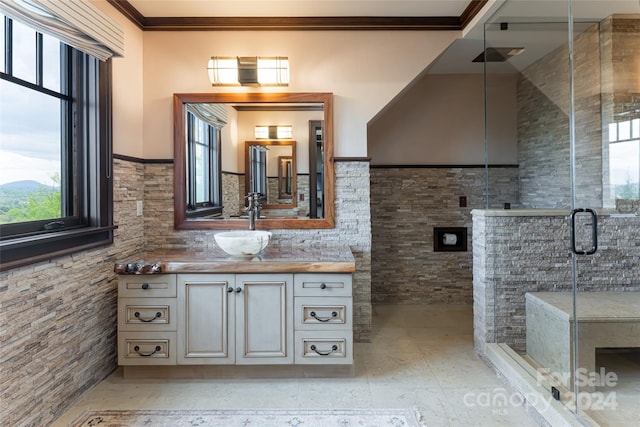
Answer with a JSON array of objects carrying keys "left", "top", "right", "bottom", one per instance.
[{"left": 70, "top": 408, "right": 425, "bottom": 427}]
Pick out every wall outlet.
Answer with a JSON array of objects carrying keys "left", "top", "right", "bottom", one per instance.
[{"left": 136, "top": 200, "right": 143, "bottom": 217}]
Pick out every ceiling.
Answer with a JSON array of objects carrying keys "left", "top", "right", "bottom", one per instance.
[
  {"left": 109, "top": 0, "right": 486, "bottom": 30},
  {"left": 126, "top": 0, "right": 473, "bottom": 18},
  {"left": 111, "top": 0, "right": 640, "bottom": 72}
]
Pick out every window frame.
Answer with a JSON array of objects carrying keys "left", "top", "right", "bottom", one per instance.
[
  {"left": 608, "top": 118, "right": 640, "bottom": 202},
  {"left": 0, "top": 16, "right": 114, "bottom": 271},
  {"left": 185, "top": 111, "right": 223, "bottom": 218}
]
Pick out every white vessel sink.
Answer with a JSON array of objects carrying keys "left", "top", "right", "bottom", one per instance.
[{"left": 214, "top": 230, "right": 272, "bottom": 257}]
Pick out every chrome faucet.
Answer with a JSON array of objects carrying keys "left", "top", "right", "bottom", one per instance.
[{"left": 246, "top": 192, "right": 263, "bottom": 230}]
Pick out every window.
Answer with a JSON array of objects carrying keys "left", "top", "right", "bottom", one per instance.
[
  {"left": 248, "top": 146, "right": 267, "bottom": 197},
  {"left": 186, "top": 111, "right": 222, "bottom": 217},
  {"left": 608, "top": 118, "right": 640, "bottom": 201},
  {"left": 0, "top": 14, "right": 113, "bottom": 270}
]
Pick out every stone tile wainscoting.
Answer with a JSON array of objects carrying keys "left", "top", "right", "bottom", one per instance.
[
  {"left": 370, "top": 166, "right": 518, "bottom": 305},
  {"left": 472, "top": 209, "right": 640, "bottom": 355},
  {"left": 0, "top": 159, "right": 145, "bottom": 426}
]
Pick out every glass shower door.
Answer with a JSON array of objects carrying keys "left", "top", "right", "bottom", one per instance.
[
  {"left": 484, "top": 1, "right": 640, "bottom": 425},
  {"left": 570, "top": 2, "right": 640, "bottom": 425}
]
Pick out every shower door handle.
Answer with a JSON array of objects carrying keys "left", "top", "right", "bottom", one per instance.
[{"left": 569, "top": 208, "right": 598, "bottom": 255}]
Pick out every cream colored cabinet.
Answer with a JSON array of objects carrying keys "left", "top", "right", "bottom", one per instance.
[
  {"left": 177, "top": 273, "right": 293, "bottom": 365},
  {"left": 294, "top": 273, "right": 353, "bottom": 365},
  {"left": 117, "top": 275, "right": 178, "bottom": 365},
  {"left": 235, "top": 274, "right": 294, "bottom": 364},
  {"left": 118, "top": 271, "right": 351, "bottom": 369},
  {"left": 177, "top": 274, "right": 235, "bottom": 364}
]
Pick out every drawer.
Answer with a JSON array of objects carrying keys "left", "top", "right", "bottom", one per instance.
[
  {"left": 118, "top": 332, "right": 176, "bottom": 365},
  {"left": 295, "top": 331, "right": 353, "bottom": 365},
  {"left": 118, "top": 298, "right": 177, "bottom": 331},
  {"left": 295, "top": 297, "right": 352, "bottom": 330},
  {"left": 294, "top": 274, "right": 352, "bottom": 297},
  {"left": 118, "top": 275, "right": 177, "bottom": 298}
]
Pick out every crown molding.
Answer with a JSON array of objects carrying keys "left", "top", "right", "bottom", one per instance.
[{"left": 107, "top": 0, "right": 487, "bottom": 31}]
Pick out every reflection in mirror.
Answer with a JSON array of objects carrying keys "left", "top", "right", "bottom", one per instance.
[
  {"left": 173, "top": 92, "right": 334, "bottom": 230},
  {"left": 278, "top": 156, "right": 293, "bottom": 200},
  {"left": 244, "top": 140, "right": 297, "bottom": 209}
]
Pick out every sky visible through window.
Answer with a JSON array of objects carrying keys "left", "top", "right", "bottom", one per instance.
[
  {"left": 0, "top": 16, "right": 61, "bottom": 188},
  {"left": 609, "top": 118, "right": 640, "bottom": 200}
]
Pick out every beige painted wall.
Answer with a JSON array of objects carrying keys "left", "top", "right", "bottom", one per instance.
[
  {"left": 368, "top": 73, "right": 518, "bottom": 165},
  {"left": 93, "top": 0, "right": 145, "bottom": 159},
  {"left": 141, "top": 30, "right": 460, "bottom": 159}
]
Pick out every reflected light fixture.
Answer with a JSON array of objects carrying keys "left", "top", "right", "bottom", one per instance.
[
  {"left": 255, "top": 125, "right": 293, "bottom": 139},
  {"left": 208, "top": 56, "right": 289, "bottom": 86}
]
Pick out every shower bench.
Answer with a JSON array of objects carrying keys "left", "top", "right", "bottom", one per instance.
[{"left": 525, "top": 291, "right": 640, "bottom": 391}]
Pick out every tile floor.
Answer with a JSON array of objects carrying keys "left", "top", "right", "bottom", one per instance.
[
  {"left": 588, "top": 349, "right": 640, "bottom": 426},
  {"left": 52, "top": 304, "right": 541, "bottom": 426}
]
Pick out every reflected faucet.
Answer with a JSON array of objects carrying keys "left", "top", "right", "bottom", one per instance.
[{"left": 246, "top": 192, "right": 263, "bottom": 230}]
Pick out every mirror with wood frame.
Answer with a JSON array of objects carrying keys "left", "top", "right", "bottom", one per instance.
[{"left": 173, "top": 92, "right": 334, "bottom": 230}]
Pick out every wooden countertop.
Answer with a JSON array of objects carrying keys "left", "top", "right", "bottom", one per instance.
[{"left": 115, "top": 246, "right": 356, "bottom": 274}]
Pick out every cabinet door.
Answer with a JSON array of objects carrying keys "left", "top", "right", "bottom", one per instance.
[
  {"left": 177, "top": 274, "right": 235, "bottom": 364},
  {"left": 235, "top": 274, "right": 293, "bottom": 364}
]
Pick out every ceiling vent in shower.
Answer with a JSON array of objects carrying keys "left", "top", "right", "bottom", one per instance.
[{"left": 472, "top": 47, "right": 525, "bottom": 63}]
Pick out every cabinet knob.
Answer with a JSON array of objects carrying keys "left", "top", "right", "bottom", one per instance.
[
  {"left": 235, "top": 287, "right": 242, "bottom": 293},
  {"left": 320, "top": 283, "right": 327, "bottom": 289},
  {"left": 227, "top": 286, "right": 234, "bottom": 293},
  {"left": 141, "top": 283, "right": 149, "bottom": 290}
]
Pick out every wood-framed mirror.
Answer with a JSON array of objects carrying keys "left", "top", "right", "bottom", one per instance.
[{"left": 173, "top": 92, "right": 334, "bottom": 230}]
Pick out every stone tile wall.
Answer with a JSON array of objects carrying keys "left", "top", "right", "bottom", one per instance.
[
  {"left": 517, "top": 23, "right": 603, "bottom": 208},
  {"left": 0, "top": 159, "right": 144, "bottom": 426},
  {"left": 370, "top": 167, "right": 519, "bottom": 304},
  {"left": 473, "top": 211, "right": 640, "bottom": 354},
  {"left": 222, "top": 172, "right": 243, "bottom": 216}
]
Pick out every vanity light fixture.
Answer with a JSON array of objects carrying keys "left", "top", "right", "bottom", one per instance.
[
  {"left": 207, "top": 56, "right": 289, "bottom": 86},
  {"left": 255, "top": 125, "right": 293, "bottom": 139}
]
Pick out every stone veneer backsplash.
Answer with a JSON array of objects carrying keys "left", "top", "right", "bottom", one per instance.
[
  {"left": 473, "top": 211, "right": 640, "bottom": 355},
  {"left": 370, "top": 167, "right": 519, "bottom": 304},
  {"left": 0, "top": 159, "right": 145, "bottom": 427}
]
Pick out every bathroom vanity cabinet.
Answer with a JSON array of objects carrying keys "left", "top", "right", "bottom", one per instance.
[
  {"left": 177, "top": 273, "right": 293, "bottom": 365},
  {"left": 115, "top": 246, "right": 355, "bottom": 376}
]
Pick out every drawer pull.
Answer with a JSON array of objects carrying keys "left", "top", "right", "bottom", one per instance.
[
  {"left": 310, "top": 311, "right": 338, "bottom": 322},
  {"left": 141, "top": 283, "right": 150, "bottom": 290},
  {"left": 310, "top": 344, "right": 338, "bottom": 356},
  {"left": 134, "top": 311, "right": 162, "bottom": 322},
  {"left": 133, "top": 345, "right": 161, "bottom": 357},
  {"left": 320, "top": 283, "right": 327, "bottom": 289}
]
